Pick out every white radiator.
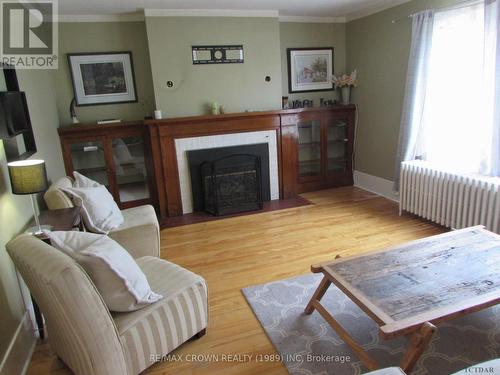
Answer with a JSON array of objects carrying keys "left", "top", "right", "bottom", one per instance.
[{"left": 400, "top": 161, "right": 500, "bottom": 234}]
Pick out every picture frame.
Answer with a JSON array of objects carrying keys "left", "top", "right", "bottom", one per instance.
[
  {"left": 287, "top": 47, "right": 334, "bottom": 93},
  {"left": 68, "top": 51, "right": 138, "bottom": 106}
]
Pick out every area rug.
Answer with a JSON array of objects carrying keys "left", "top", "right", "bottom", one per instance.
[{"left": 242, "top": 274, "right": 500, "bottom": 375}]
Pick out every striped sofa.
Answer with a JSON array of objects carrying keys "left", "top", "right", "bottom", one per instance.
[{"left": 7, "top": 234, "right": 208, "bottom": 375}]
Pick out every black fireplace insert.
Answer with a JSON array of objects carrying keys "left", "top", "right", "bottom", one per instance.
[
  {"left": 200, "top": 154, "right": 262, "bottom": 216},
  {"left": 187, "top": 143, "right": 270, "bottom": 215}
]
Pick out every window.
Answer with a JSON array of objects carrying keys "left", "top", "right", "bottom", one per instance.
[{"left": 417, "top": 2, "right": 494, "bottom": 175}]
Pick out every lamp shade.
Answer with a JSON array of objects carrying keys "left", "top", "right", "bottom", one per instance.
[{"left": 7, "top": 159, "right": 48, "bottom": 195}]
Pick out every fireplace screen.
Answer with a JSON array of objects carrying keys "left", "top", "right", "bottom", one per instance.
[{"left": 200, "top": 154, "right": 263, "bottom": 216}]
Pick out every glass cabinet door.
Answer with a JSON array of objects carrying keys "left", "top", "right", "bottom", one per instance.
[
  {"left": 112, "top": 136, "right": 150, "bottom": 203},
  {"left": 326, "top": 118, "right": 349, "bottom": 173},
  {"left": 70, "top": 140, "right": 109, "bottom": 186},
  {"left": 298, "top": 120, "right": 321, "bottom": 178}
]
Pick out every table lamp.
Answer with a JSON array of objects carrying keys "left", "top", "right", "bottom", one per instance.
[{"left": 7, "top": 159, "right": 50, "bottom": 235}]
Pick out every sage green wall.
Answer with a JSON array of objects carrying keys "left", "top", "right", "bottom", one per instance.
[
  {"left": 145, "top": 17, "right": 282, "bottom": 117},
  {"left": 346, "top": 0, "right": 462, "bottom": 180},
  {"left": 0, "top": 69, "right": 65, "bottom": 372},
  {"left": 56, "top": 22, "right": 155, "bottom": 125},
  {"left": 280, "top": 22, "right": 345, "bottom": 105}
]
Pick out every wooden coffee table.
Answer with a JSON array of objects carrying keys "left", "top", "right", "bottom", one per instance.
[{"left": 305, "top": 226, "right": 500, "bottom": 373}]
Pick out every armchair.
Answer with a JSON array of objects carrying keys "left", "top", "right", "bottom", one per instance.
[{"left": 7, "top": 235, "right": 208, "bottom": 375}]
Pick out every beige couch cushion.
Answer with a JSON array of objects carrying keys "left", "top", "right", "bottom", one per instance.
[
  {"left": 113, "top": 256, "right": 208, "bottom": 374},
  {"left": 109, "top": 205, "right": 160, "bottom": 258},
  {"left": 63, "top": 185, "right": 124, "bottom": 234},
  {"left": 47, "top": 231, "right": 163, "bottom": 312},
  {"left": 44, "top": 177, "right": 74, "bottom": 209}
]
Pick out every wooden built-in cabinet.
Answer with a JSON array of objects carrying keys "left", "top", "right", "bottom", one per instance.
[
  {"left": 58, "top": 121, "right": 156, "bottom": 210},
  {"left": 281, "top": 105, "right": 355, "bottom": 197},
  {"left": 57, "top": 106, "right": 355, "bottom": 219}
]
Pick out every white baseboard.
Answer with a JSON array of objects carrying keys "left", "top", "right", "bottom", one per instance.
[
  {"left": 0, "top": 313, "right": 36, "bottom": 375},
  {"left": 353, "top": 170, "right": 399, "bottom": 202}
]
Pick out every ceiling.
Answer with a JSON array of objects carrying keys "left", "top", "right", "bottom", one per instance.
[{"left": 58, "top": 0, "right": 411, "bottom": 21}]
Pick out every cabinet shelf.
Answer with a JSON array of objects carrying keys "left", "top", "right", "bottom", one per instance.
[
  {"left": 76, "top": 166, "right": 107, "bottom": 174},
  {"left": 299, "top": 158, "right": 347, "bottom": 165},
  {"left": 299, "top": 142, "right": 321, "bottom": 148},
  {"left": 298, "top": 123, "right": 320, "bottom": 129},
  {"left": 299, "top": 159, "right": 321, "bottom": 165}
]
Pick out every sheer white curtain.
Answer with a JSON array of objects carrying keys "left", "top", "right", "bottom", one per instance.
[
  {"left": 394, "top": 0, "right": 500, "bottom": 188},
  {"left": 484, "top": 0, "right": 500, "bottom": 176},
  {"left": 393, "top": 10, "right": 435, "bottom": 190},
  {"left": 418, "top": 2, "right": 488, "bottom": 174}
]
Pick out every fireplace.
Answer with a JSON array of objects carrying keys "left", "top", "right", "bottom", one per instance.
[{"left": 187, "top": 143, "right": 270, "bottom": 215}]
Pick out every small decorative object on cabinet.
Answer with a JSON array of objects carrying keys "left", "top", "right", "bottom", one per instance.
[
  {"left": 341, "top": 87, "right": 350, "bottom": 104},
  {"left": 280, "top": 105, "right": 356, "bottom": 197},
  {"left": 69, "top": 97, "right": 79, "bottom": 124},
  {"left": 58, "top": 121, "right": 155, "bottom": 210},
  {"left": 332, "top": 70, "right": 357, "bottom": 105},
  {"left": 282, "top": 96, "right": 289, "bottom": 109},
  {"left": 211, "top": 102, "right": 219, "bottom": 115}
]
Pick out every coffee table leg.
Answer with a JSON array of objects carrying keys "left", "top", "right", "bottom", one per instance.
[
  {"left": 400, "top": 322, "right": 436, "bottom": 373},
  {"left": 305, "top": 276, "right": 331, "bottom": 314}
]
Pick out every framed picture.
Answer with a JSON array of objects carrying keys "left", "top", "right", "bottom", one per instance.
[
  {"left": 68, "top": 51, "right": 138, "bottom": 106},
  {"left": 287, "top": 47, "right": 334, "bottom": 93}
]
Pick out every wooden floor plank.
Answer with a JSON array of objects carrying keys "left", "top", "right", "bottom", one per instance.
[{"left": 26, "top": 187, "right": 445, "bottom": 375}]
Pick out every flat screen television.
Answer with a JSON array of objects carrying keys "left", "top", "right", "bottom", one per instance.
[{"left": 0, "top": 91, "right": 30, "bottom": 138}]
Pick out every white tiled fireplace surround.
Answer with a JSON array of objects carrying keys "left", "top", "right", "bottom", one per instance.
[{"left": 175, "top": 130, "right": 280, "bottom": 214}]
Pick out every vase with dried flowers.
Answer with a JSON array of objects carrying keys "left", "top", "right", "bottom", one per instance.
[{"left": 332, "top": 70, "right": 357, "bottom": 104}]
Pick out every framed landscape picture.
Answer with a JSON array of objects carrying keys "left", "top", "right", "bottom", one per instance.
[
  {"left": 287, "top": 47, "right": 334, "bottom": 93},
  {"left": 68, "top": 51, "right": 138, "bottom": 106}
]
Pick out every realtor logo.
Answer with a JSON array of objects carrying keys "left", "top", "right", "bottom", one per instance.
[{"left": 0, "top": 0, "right": 58, "bottom": 68}]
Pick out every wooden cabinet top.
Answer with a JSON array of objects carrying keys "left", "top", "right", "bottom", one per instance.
[{"left": 58, "top": 105, "right": 356, "bottom": 135}]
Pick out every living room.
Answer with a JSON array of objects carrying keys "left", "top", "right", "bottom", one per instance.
[{"left": 0, "top": 0, "right": 499, "bottom": 374}]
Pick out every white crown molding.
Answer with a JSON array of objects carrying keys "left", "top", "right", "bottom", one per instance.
[
  {"left": 345, "top": 0, "right": 412, "bottom": 22},
  {"left": 144, "top": 9, "right": 279, "bottom": 18},
  {"left": 58, "top": 13, "right": 145, "bottom": 22},
  {"left": 278, "top": 15, "right": 345, "bottom": 23},
  {"left": 58, "top": 1, "right": 411, "bottom": 24}
]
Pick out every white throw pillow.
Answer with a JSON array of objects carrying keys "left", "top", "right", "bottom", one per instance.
[
  {"left": 63, "top": 185, "right": 124, "bottom": 234},
  {"left": 73, "top": 171, "right": 101, "bottom": 188},
  {"left": 47, "top": 231, "right": 163, "bottom": 312}
]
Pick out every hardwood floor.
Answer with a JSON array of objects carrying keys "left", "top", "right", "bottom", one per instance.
[{"left": 27, "top": 187, "right": 445, "bottom": 375}]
